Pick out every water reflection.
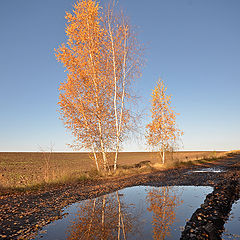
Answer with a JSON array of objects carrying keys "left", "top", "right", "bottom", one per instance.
[
  {"left": 66, "top": 192, "right": 136, "bottom": 240},
  {"left": 146, "top": 187, "right": 181, "bottom": 240},
  {"left": 34, "top": 186, "right": 213, "bottom": 240}
]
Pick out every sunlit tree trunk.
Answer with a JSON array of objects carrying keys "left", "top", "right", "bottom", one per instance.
[
  {"left": 76, "top": 94, "right": 100, "bottom": 171},
  {"left": 113, "top": 20, "right": 128, "bottom": 172},
  {"left": 91, "top": 146, "right": 99, "bottom": 172},
  {"left": 87, "top": 18, "right": 109, "bottom": 171},
  {"left": 106, "top": 7, "right": 122, "bottom": 172},
  {"left": 105, "top": 6, "right": 140, "bottom": 172}
]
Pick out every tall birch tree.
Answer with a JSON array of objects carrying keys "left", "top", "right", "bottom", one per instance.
[
  {"left": 146, "top": 79, "right": 183, "bottom": 164},
  {"left": 55, "top": 0, "right": 144, "bottom": 172}
]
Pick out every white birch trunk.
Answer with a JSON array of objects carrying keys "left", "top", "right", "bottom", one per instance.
[
  {"left": 86, "top": 17, "right": 109, "bottom": 172},
  {"left": 107, "top": 13, "right": 128, "bottom": 171},
  {"left": 76, "top": 92, "right": 100, "bottom": 172},
  {"left": 107, "top": 16, "right": 120, "bottom": 172},
  {"left": 91, "top": 146, "right": 99, "bottom": 172},
  {"left": 159, "top": 150, "right": 165, "bottom": 164}
]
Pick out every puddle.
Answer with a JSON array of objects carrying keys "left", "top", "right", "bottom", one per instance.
[
  {"left": 222, "top": 199, "right": 240, "bottom": 240},
  {"left": 33, "top": 186, "right": 213, "bottom": 239},
  {"left": 188, "top": 168, "right": 224, "bottom": 173}
]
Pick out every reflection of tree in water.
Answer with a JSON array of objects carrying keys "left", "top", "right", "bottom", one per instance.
[
  {"left": 67, "top": 192, "right": 136, "bottom": 240},
  {"left": 147, "top": 186, "right": 181, "bottom": 240}
]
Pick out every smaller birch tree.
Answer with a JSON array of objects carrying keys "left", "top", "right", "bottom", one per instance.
[{"left": 146, "top": 79, "right": 183, "bottom": 164}]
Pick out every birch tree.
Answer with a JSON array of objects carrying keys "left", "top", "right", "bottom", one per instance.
[
  {"left": 146, "top": 79, "right": 183, "bottom": 164},
  {"left": 103, "top": 3, "right": 144, "bottom": 171},
  {"left": 55, "top": 0, "right": 144, "bottom": 172}
]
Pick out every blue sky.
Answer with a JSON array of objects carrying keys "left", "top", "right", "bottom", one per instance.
[{"left": 0, "top": 0, "right": 239, "bottom": 152}]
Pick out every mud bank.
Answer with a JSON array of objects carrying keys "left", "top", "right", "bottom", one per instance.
[{"left": 180, "top": 176, "right": 240, "bottom": 240}]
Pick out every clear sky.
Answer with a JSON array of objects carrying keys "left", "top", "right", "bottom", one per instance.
[{"left": 0, "top": 0, "right": 239, "bottom": 152}]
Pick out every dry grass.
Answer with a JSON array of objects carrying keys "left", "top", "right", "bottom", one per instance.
[
  {"left": 0, "top": 152, "right": 95, "bottom": 190},
  {"left": 0, "top": 151, "right": 227, "bottom": 190}
]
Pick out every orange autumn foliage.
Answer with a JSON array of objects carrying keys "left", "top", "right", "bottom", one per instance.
[
  {"left": 67, "top": 192, "right": 135, "bottom": 240},
  {"left": 146, "top": 79, "right": 183, "bottom": 163},
  {"left": 55, "top": 0, "right": 144, "bottom": 171},
  {"left": 147, "top": 187, "right": 181, "bottom": 239}
]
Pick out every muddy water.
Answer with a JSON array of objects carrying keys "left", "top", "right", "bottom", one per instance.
[
  {"left": 222, "top": 199, "right": 240, "bottom": 240},
  {"left": 33, "top": 186, "right": 213, "bottom": 239}
]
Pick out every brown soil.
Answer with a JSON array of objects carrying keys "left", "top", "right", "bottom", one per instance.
[{"left": 0, "top": 154, "right": 239, "bottom": 239}]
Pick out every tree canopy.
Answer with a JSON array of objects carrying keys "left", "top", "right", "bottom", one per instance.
[
  {"left": 55, "top": 0, "right": 144, "bottom": 171},
  {"left": 146, "top": 79, "right": 183, "bottom": 164}
]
